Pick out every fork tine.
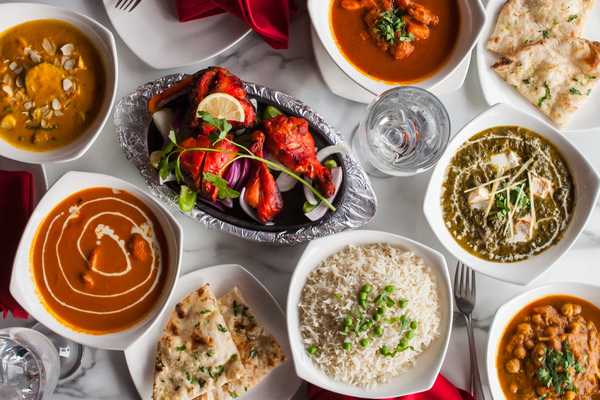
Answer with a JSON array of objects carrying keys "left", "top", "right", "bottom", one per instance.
[
  {"left": 453, "top": 260, "right": 462, "bottom": 296},
  {"left": 115, "top": 0, "right": 127, "bottom": 8},
  {"left": 470, "top": 268, "right": 476, "bottom": 299},
  {"left": 128, "top": 0, "right": 142, "bottom": 11},
  {"left": 124, "top": 0, "right": 135, "bottom": 10}
]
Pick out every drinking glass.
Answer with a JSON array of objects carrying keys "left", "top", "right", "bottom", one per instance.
[
  {"left": 0, "top": 328, "right": 59, "bottom": 400},
  {"left": 351, "top": 86, "right": 450, "bottom": 177}
]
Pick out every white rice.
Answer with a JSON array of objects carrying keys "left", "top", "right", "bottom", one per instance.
[{"left": 298, "top": 244, "right": 441, "bottom": 388}]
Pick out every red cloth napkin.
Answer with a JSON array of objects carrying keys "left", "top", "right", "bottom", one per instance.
[
  {"left": 308, "top": 375, "right": 474, "bottom": 400},
  {"left": 0, "top": 170, "right": 33, "bottom": 319},
  {"left": 175, "top": 0, "right": 292, "bottom": 49}
]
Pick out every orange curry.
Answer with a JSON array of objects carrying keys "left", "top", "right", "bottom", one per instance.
[
  {"left": 331, "top": 0, "right": 459, "bottom": 83},
  {"left": 31, "top": 187, "right": 169, "bottom": 334},
  {"left": 498, "top": 295, "right": 600, "bottom": 400}
]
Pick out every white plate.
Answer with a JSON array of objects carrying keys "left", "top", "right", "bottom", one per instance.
[
  {"left": 476, "top": 0, "right": 600, "bottom": 132},
  {"left": 0, "top": 155, "right": 47, "bottom": 206},
  {"left": 103, "top": 0, "right": 251, "bottom": 69},
  {"left": 287, "top": 230, "right": 453, "bottom": 399},
  {"left": 486, "top": 282, "right": 600, "bottom": 400},
  {"left": 10, "top": 171, "right": 183, "bottom": 350},
  {"left": 124, "top": 264, "right": 301, "bottom": 400},
  {"left": 308, "top": 0, "right": 485, "bottom": 96},
  {"left": 0, "top": 3, "right": 118, "bottom": 164},
  {"left": 310, "top": 28, "right": 472, "bottom": 104},
  {"left": 423, "top": 103, "right": 600, "bottom": 285}
]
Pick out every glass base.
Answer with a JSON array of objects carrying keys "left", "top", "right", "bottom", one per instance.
[
  {"left": 32, "top": 324, "right": 83, "bottom": 382},
  {"left": 350, "top": 125, "right": 394, "bottom": 179}
]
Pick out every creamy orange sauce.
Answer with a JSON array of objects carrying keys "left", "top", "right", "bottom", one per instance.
[
  {"left": 31, "top": 188, "right": 169, "bottom": 334},
  {"left": 0, "top": 19, "right": 105, "bottom": 151}
]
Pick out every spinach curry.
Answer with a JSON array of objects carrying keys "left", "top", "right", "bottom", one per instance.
[{"left": 441, "top": 126, "right": 574, "bottom": 262}]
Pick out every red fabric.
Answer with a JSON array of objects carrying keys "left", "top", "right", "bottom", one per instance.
[
  {"left": 308, "top": 375, "right": 474, "bottom": 400},
  {"left": 175, "top": 0, "right": 292, "bottom": 49},
  {"left": 0, "top": 170, "right": 33, "bottom": 319}
]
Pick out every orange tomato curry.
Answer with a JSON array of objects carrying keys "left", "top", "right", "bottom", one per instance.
[
  {"left": 498, "top": 295, "right": 600, "bottom": 400},
  {"left": 31, "top": 187, "right": 169, "bottom": 334},
  {"left": 330, "top": 0, "right": 460, "bottom": 83}
]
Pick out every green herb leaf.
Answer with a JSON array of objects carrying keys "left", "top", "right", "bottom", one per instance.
[
  {"left": 168, "top": 129, "right": 178, "bottom": 144},
  {"left": 178, "top": 185, "right": 197, "bottom": 212},
  {"left": 176, "top": 345, "right": 186, "bottom": 352},
  {"left": 569, "top": 87, "right": 583, "bottom": 95},
  {"left": 541, "top": 29, "right": 551, "bottom": 39},
  {"left": 376, "top": 8, "right": 412, "bottom": 45},
  {"left": 567, "top": 14, "right": 578, "bottom": 22},
  {"left": 262, "top": 105, "right": 283, "bottom": 120},
  {"left": 197, "top": 111, "right": 232, "bottom": 144},
  {"left": 217, "top": 324, "right": 228, "bottom": 333},
  {"left": 203, "top": 172, "right": 240, "bottom": 200},
  {"left": 537, "top": 81, "right": 552, "bottom": 108}
]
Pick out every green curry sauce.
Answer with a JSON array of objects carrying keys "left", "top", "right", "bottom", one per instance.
[{"left": 441, "top": 126, "right": 575, "bottom": 262}]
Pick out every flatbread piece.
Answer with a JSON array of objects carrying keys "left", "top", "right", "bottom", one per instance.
[
  {"left": 153, "top": 284, "right": 246, "bottom": 400},
  {"left": 492, "top": 37, "right": 600, "bottom": 126},
  {"left": 487, "top": 0, "right": 595, "bottom": 55}
]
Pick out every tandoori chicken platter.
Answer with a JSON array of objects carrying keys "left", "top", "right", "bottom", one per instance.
[{"left": 144, "top": 67, "right": 348, "bottom": 229}]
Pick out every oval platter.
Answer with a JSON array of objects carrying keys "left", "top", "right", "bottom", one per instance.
[{"left": 115, "top": 73, "right": 377, "bottom": 245}]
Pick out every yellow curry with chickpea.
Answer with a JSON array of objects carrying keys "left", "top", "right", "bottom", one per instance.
[
  {"left": 498, "top": 296, "right": 600, "bottom": 400},
  {"left": 0, "top": 19, "right": 105, "bottom": 151}
]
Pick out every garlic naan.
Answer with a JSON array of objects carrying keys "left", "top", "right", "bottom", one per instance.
[
  {"left": 153, "top": 285, "right": 245, "bottom": 400},
  {"left": 492, "top": 38, "right": 600, "bottom": 126},
  {"left": 487, "top": 0, "right": 595, "bottom": 55}
]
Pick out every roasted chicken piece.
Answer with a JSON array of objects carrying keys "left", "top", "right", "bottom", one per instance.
[
  {"left": 244, "top": 131, "right": 283, "bottom": 223},
  {"left": 262, "top": 115, "right": 335, "bottom": 197},
  {"left": 179, "top": 134, "right": 238, "bottom": 202},
  {"left": 397, "top": 0, "right": 439, "bottom": 26}
]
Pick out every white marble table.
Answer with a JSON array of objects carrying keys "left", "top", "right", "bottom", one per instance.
[{"left": 7, "top": 1, "right": 600, "bottom": 399}]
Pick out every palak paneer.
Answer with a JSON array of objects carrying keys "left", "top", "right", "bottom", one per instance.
[{"left": 0, "top": 19, "right": 105, "bottom": 151}]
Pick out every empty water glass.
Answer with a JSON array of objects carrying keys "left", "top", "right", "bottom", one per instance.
[{"left": 351, "top": 87, "right": 450, "bottom": 177}]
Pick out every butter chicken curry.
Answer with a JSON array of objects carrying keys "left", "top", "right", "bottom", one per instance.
[
  {"left": 331, "top": 0, "right": 459, "bottom": 82},
  {"left": 31, "top": 187, "right": 169, "bottom": 334},
  {"left": 498, "top": 296, "right": 600, "bottom": 400}
]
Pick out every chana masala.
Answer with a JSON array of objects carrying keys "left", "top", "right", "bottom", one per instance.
[
  {"left": 330, "top": 0, "right": 459, "bottom": 83},
  {"left": 31, "top": 187, "right": 169, "bottom": 334},
  {"left": 498, "top": 296, "right": 600, "bottom": 400}
]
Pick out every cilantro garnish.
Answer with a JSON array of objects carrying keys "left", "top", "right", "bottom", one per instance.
[
  {"left": 376, "top": 8, "right": 413, "bottom": 45},
  {"left": 178, "top": 185, "right": 197, "bottom": 212},
  {"left": 537, "top": 82, "right": 552, "bottom": 108},
  {"left": 569, "top": 87, "right": 583, "bottom": 95},
  {"left": 203, "top": 172, "right": 240, "bottom": 200}
]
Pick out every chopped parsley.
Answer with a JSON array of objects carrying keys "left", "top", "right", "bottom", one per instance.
[
  {"left": 176, "top": 345, "right": 186, "bottom": 352},
  {"left": 537, "top": 81, "right": 552, "bottom": 108},
  {"left": 199, "top": 309, "right": 211, "bottom": 314},
  {"left": 376, "top": 8, "right": 413, "bottom": 45},
  {"left": 569, "top": 87, "right": 583, "bottom": 95},
  {"left": 522, "top": 78, "right": 531, "bottom": 85},
  {"left": 541, "top": 29, "right": 551, "bottom": 39},
  {"left": 206, "top": 350, "right": 214, "bottom": 357},
  {"left": 567, "top": 14, "right": 578, "bottom": 22},
  {"left": 217, "top": 324, "right": 228, "bottom": 333}
]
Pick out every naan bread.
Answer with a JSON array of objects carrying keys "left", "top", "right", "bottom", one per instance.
[
  {"left": 153, "top": 284, "right": 245, "bottom": 400},
  {"left": 198, "top": 287, "right": 286, "bottom": 400},
  {"left": 492, "top": 37, "right": 600, "bottom": 126},
  {"left": 487, "top": 0, "right": 595, "bottom": 55}
]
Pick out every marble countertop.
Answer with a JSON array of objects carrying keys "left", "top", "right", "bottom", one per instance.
[{"left": 5, "top": 1, "right": 600, "bottom": 399}]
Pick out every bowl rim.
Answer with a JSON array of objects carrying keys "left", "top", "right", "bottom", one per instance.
[
  {"left": 0, "top": 2, "right": 119, "bottom": 164},
  {"left": 423, "top": 102, "right": 600, "bottom": 285},
  {"left": 307, "top": 0, "right": 486, "bottom": 95},
  {"left": 485, "top": 282, "right": 600, "bottom": 400},
  {"left": 9, "top": 171, "right": 183, "bottom": 350},
  {"left": 286, "top": 229, "right": 453, "bottom": 398}
]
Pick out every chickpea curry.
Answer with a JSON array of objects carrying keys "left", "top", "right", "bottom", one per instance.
[
  {"left": 331, "top": 0, "right": 459, "bottom": 83},
  {"left": 498, "top": 296, "right": 600, "bottom": 400},
  {"left": 0, "top": 19, "right": 105, "bottom": 151},
  {"left": 31, "top": 187, "right": 169, "bottom": 334}
]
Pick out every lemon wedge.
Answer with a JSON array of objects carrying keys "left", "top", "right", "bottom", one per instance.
[{"left": 197, "top": 93, "right": 245, "bottom": 123}]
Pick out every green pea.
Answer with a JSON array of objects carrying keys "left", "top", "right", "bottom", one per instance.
[
  {"left": 405, "top": 330, "right": 415, "bottom": 339},
  {"left": 359, "top": 338, "right": 370, "bottom": 348},
  {"left": 307, "top": 345, "right": 318, "bottom": 355},
  {"left": 342, "top": 341, "right": 352, "bottom": 351},
  {"left": 397, "top": 299, "right": 408, "bottom": 309},
  {"left": 373, "top": 325, "right": 384, "bottom": 337},
  {"left": 399, "top": 338, "right": 408, "bottom": 348},
  {"left": 344, "top": 316, "right": 354, "bottom": 327},
  {"left": 379, "top": 345, "right": 393, "bottom": 356},
  {"left": 410, "top": 320, "right": 418, "bottom": 330},
  {"left": 386, "top": 297, "right": 395, "bottom": 307},
  {"left": 376, "top": 306, "right": 385, "bottom": 315},
  {"left": 359, "top": 320, "right": 372, "bottom": 332},
  {"left": 359, "top": 299, "right": 367, "bottom": 308},
  {"left": 384, "top": 285, "right": 395, "bottom": 293},
  {"left": 359, "top": 291, "right": 368, "bottom": 301},
  {"left": 360, "top": 283, "right": 373, "bottom": 293},
  {"left": 373, "top": 312, "right": 382, "bottom": 322},
  {"left": 374, "top": 294, "right": 385, "bottom": 305}
]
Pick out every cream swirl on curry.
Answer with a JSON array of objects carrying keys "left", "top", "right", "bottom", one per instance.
[{"left": 32, "top": 187, "right": 169, "bottom": 334}]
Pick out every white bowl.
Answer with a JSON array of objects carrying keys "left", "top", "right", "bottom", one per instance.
[
  {"left": 486, "top": 282, "right": 600, "bottom": 400},
  {"left": 9, "top": 171, "right": 182, "bottom": 350},
  {"left": 286, "top": 230, "right": 453, "bottom": 399},
  {"left": 423, "top": 103, "right": 600, "bottom": 285},
  {"left": 308, "top": 0, "right": 486, "bottom": 95},
  {"left": 0, "top": 3, "right": 118, "bottom": 164}
]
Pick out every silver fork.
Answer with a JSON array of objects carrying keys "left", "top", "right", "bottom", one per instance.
[
  {"left": 454, "top": 261, "right": 486, "bottom": 400},
  {"left": 114, "top": 0, "right": 142, "bottom": 12}
]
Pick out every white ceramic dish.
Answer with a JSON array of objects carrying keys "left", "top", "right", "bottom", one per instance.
[
  {"left": 286, "top": 230, "right": 452, "bottom": 399},
  {"left": 308, "top": 0, "right": 485, "bottom": 96},
  {"left": 9, "top": 171, "right": 182, "bottom": 350},
  {"left": 486, "top": 282, "right": 600, "bottom": 399},
  {"left": 476, "top": 0, "right": 600, "bottom": 132},
  {"left": 423, "top": 103, "right": 600, "bottom": 286},
  {"left": 310, "top": 28, "right": 473, "bottom": 103},
  {"left": 124, "top": 264, "right": 301, "bottom": 400},
  {"left": 0, "top": 3, "right": 118, "bottom": 164},
  {"left": 103, "top": 0, "right": 251, "bottom": 69}
]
